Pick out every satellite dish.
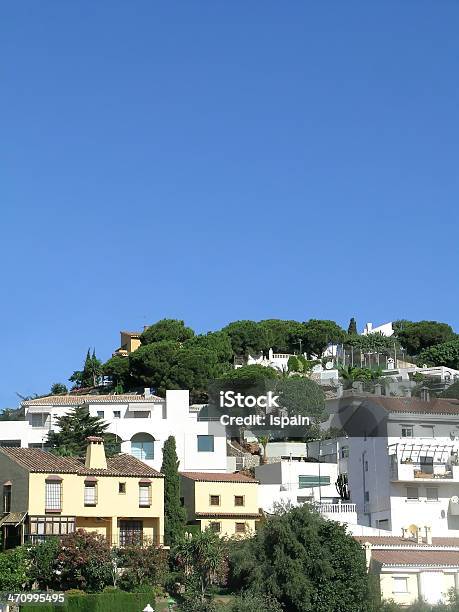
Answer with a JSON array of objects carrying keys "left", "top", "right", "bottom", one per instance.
[
  {"left": 325, "top": 361, "right": 334, "bottom": 370},
  {"left": 408, "top": 524, "right": 418, "bottom": 535},
  {"left": 451, "top": 496, "right": 459, "bottom": 504}
]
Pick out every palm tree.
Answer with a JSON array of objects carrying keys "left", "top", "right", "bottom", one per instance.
[{"left": 258, "top": 435, "right": 270, "bottom": 464}]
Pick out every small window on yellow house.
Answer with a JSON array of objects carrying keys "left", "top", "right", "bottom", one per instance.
[
  {"left": 139, "top": 480, "right": 152, "bottom": 507},
  {"left": 119, "top": 482, "right": 126, "bottom": 494},
  {"left": 210, "top": 495, "right": 220, "bottom": 506},
  {"left": 392, "top": 577, "right": 408, "bottom": 593},
  {"left": 234, "top": 495, "right": 244, "bottom": 507},
  {"left": 84, "top": 479, "right": 98, "bottom": 506},
  {"left": 210, "top": 522, "right": 221, "bottom": 533},
  {"left": 235, "top": 522, "right": 246, "bottom": 534}
]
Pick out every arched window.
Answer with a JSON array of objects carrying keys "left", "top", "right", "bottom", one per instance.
[{"left": 131, "top": 433, "right": 155, "bottom": 461}]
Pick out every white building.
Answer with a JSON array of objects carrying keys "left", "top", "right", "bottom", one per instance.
[
  {"left": 362, "top": 321, "right": 394, "bottom": 337},
  {"left": 0, "top": 390, "right": 228, "bottom": 473},
  {"left": 255, "top": 459, "right": 357, "bottom": 525},
  {"left": 319, "top": 394, "right": 459, "bottom": 536}
]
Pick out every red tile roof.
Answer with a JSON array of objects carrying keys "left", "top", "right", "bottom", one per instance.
[
  {"left": 195, "top": 512, "right": 262, "bottom": 519},
  {"left": 357, "top": 396, "right": 459, "bottom": 415},
  {"left": 181, "top": 472, "right": 258, "bottom": 483},
  {"left": 0, "top": 447, "right": 163, "bottom": 478},
  {"left": 22, "top": 393, "right": 163, "bottom": 406},
  {"left": 355, "top": 536, "right": 459, "bottom": 547},
  {"left": 371, "top": 549, "right": 459, "bottom": 566}
]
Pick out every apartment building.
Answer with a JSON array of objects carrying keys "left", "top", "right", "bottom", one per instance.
[
  {"left": 180, "top": 472, "right": 261, "bottom": 537},
  {"left": 0, "top": 437, "right": 164, "bottom": 549},
  {"left": 316, "top": 394, "right": 459, "bottom": 536},
  {"left": 1, "top": 390, "right": 228, "bottom": 473}
]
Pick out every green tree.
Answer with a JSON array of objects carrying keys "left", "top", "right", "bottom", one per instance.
[
  {"left": 129, "top": 340, "right": 180, "bottom": 393},
  {"left": 258, "top": 319, "right": 307, "bottom": 354},
  {"left": 0, "top": 546, "right": 29, "bottom": 590},
  {"left": 227, "top": 592, "right": 284, "bottom": 612},
  {"left": 218, "top": 364, "right": 279, "bottom": 382},
  {"left": 28, "top": 538, "right": 60, "bottom": 589},
  {"left": 274, "top": 377, "right": 326, "bottom": 438},
  {"left": 102, "top": 355, "right": 131, "bottom": 391},
  {"left": 347, "top": 318, "right": 358, "bottom": 335},
  {"left": 141, "top": 319, "right": 195, "bottom": 344},
  {"left": 161, "top": 436, "right": 187, "bottom": 546},
  {"left": 69, "top": 349, "right": 103, "bottom": 389},
  {"left": 396, "top": 321, "right": 455, "bottom": 355},
  {"left": 229, "top": 504, "right": 371, "bottom": 612},
  {"left": 168, "top": 347, "right": 222, "bottom": 402},
  {"left": 50, "top": 383, "right": 68, "bottom": 395},
  {"left": 302, "top": 319, "right": 346, "bottom": 357},
  {"left": 345, "top": 332, "right": 394, "bottom": 353},
  {"left": 222, "top": 320, "right": 269, "bottom": 356},
  {"left": 183, "top": 331, "right": 233, "bottom": 364},
  {"left": 46, "top": 405, "right": 110, "bottom": 456},
  {"left": 174, "top": 530, "right": 228, "bottom": 606},
  {"left": 116, "top": 544, "right": 168, "bottom": 590},
  {"left": 418, "top": 337, "right": 459, "bottom": 369}
]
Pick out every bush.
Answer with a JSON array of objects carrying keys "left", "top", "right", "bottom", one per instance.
[
  {"left": 226, "top": 591, "right": 284, "bottom": 611},
  {"left": 21, "top": 589, "right": 157, "bottom": 612},
  {"left": 0, "top": 546, "right": 29, "bottom": 590},
  {"left": 115, "top": 544, "right": 168, "bottom": 591},
  {"left": 28, "top": 537, "right": 60, "bottom": 589}
]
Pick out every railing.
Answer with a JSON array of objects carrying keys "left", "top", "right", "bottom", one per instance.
[
  {"left": 24, "top": 534, "right": 165, "bottom": 547},
  {"left": 391, "top": 460, "right": 458, "bottom": 481},
  {"left": 316, "top": 502, "right": 356, "bottom": 514}
]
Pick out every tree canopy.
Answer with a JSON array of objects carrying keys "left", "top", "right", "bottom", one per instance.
[
  {"left": 161, "top": 436, "right": 187, "bottom": 546},
  {"left": 222, "top": 320, "right": 269, "bottom": 356},
  {"left": 302, "top": 319, "right": 346, "bottom": 357},
  {"left": 418, "top": 337, "right": 459, "bottom": 369},
  {"left": 395, "top": 320, "right": 455, "bottom": 355},
  {"left": 140, "top": 318, "right": 195, "bottom": 344}
]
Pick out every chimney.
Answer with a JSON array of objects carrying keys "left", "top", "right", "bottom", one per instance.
[
  {"left": 144, "top": 387, "right": 151, "bottom": 397},
  {"left": 85, "top": 437, "right": 107, "bottom": 470},
  {"left": 363, "top": 542, "right": 372, "bottom": 569},
  {"left": 416, "top": 526, "right": 423, "bottom": 544},
  {"left": 425, "top": 526, "right": 432, "bottom": 545}
]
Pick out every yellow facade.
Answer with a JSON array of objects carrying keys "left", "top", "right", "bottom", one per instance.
[
  {"left": 181, "top": 473, "right": 260, "bottom": 538},
  {"left": 379, "top": 571, "right": 456, "bottom": 606},
  {"left": 28, "top": 472, "right": 164, "bottom": 545}
]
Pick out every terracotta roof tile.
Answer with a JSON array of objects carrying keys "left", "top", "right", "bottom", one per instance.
[
  {"left": 358, "top": 396, "right": 459, "bottom": 415},
  {"left": 195, "top": 512, "right": 262, "bottom": 518},
  {"left": 371, "top": 549, "right": 459, "bottom": 566},
  {"left": 0, "top": 447, "right": 163, "bottom": 478},
  {"left": 181, "top": 472, "right": 258, "bottom": 483},
  {"left": 355, "top": 536, "right": 459, "bottom": 547},
  {"left": 22, "top": 394, "right": 163, "bottom": 406}
]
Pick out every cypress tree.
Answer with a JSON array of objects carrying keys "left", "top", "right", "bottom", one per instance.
[
  {"left": 161, "top": 436, "right": 187, "bottom": 546},
  {"left": 347, "top": 317, "right": 358, "bottom": 335}
]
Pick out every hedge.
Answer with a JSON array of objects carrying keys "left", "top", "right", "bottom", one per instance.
[{"left": 21, "top": 590, "right": 157, "bottom": 612}]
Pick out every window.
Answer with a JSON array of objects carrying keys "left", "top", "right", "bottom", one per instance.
[
  {"left": 234, "top": 496, "right": 244, "bottom": 507},
  {"left": 210, "top": 522, "right": 221, "bottom": 533},
  {"left": 392, "top": 577, "right": 408, "bottom": 594},
  {"left": 139, "top": 482, "right": 152, "bottom": 507},
  {"left": 28, "top": 516, "right": 75, "bottom": 542},
  {"left": 420, "top": 455, "right": 434, "bottom": 474},
  {"left": 406, "top": 486, "right": 419, "bottom": 500},
  {"left": 45, "top": 479, "right": 62, "bottom": 512},
  {"left": 131, "top": 433, "right": 155, "bottom": 460},
  {"left": 30, "top": 413, "right": 50, "bottom": 428},
  {"left": 119, "top": 520, "right": 143, "bottom": 546},
  {"left": 197, "top": 435, "right": 214, "bottom": 452},
  {"left": 210, "top": 495, "right": 220, "bottom": 506},
  {"left": 298, "top": 475, "right": 331, "bottom": 488},
  {"left": 426, "top": 487, "right": 438, "bottom": 501},
  {"left": 364, "top": 491, "right": 370, "bottom": 502},
  {"left": 364, "top": 461, "right": 369, "bottom": 472},
  {"left": 3, "top": 484, "right": 11, "bottom": 513},
  {"left": 235, "top": 522, "right": 246, "bottom": 534},
  {"left": 84, "top": 482, "right": 97, "bottom": 506},
  {"left": 341, "top": 446, "right": 349, "bottom": 458},
  {"left": 113, "top": 411, "right": 121, "bottom": 419},
  {"left": 401, "top": 426, "right": 413, "bottom": 438},
  {"left": 119, "top": 482, "right": 126, "bottom": 494},
  {"left": 97, "top": 411, "right": 104, "bottom": 418}
]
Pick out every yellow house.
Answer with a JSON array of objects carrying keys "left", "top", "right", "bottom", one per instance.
[
  {"left": 113, "top": 328, "right": 149, "bottom": 357},
  {"left": 0, "top": 437, "right": 164, "bottom": 549},
  {"left": 356, "top": 532, "right": 459, "bottom": 606},
  {"left": 180, "top": 472, "right": 261, "bottom": 538}
]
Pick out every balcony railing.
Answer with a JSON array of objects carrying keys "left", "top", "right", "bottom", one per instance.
[
  {"left": 316, "top": 502, "right": 356, "bottom": 514},
  {"left": 390, "top": 460, "right": 459, "bottom": 481}
]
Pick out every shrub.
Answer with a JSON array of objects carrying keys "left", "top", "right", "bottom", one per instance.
[
  {"left": 116, "top": 544, "right": 168, "bottom": 591},
  {"left": 0, "top": 546, "right": 29, "bottom": 590}
]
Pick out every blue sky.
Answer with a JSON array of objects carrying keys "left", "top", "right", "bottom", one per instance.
[{"left": 1, "top": 2, "right": 458, "bottom": 408}]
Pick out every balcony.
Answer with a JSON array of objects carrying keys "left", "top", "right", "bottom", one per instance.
[
  {"left": 390, "top": 460, "right": 459, "bottom": 482},
  {"left": 315, "top": 502, "right": 357, "bottom": 523}
]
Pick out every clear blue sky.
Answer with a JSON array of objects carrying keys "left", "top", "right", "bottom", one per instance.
[{"left": 2, "top": 2, "right": 458, "bottom": 408}]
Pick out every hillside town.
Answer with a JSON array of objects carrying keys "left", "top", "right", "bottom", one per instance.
[{"left": 1, "top": 318, "right": 459, "bottom": 610}]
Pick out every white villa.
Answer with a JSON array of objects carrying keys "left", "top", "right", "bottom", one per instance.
[{"left": 0, "top": 390, "right": 228, "bottom": 473}]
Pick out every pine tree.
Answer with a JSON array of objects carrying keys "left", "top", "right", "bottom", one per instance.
[
  {"left": 347, "top": 317, "right": 358, "bottom": 335},
  {"left": 47, "top": 406, "right": 110, "bottom": 456},
  {"left": 161, "top": 436, "right": 187, "bottom": 546}
]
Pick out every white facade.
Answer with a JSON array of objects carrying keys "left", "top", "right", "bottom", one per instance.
[
  {"left": 362, "top": 321, "right": 394, "bottom": 336},
  {"left": 243, "top": 348, "right": 297, "bottom": 372},
  {"left": 255, "top": 459, "right": 357, "bottom": 524},
  {"left": 2, "top": 390, "right": 228, "bottom": 473},
  {"left": 316, "top": 395, "right": 459, "bottom": 536}
]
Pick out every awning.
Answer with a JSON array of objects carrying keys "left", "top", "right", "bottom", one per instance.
[{"left": 0, "top": 512, "right": 27, "bottom": 528}]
